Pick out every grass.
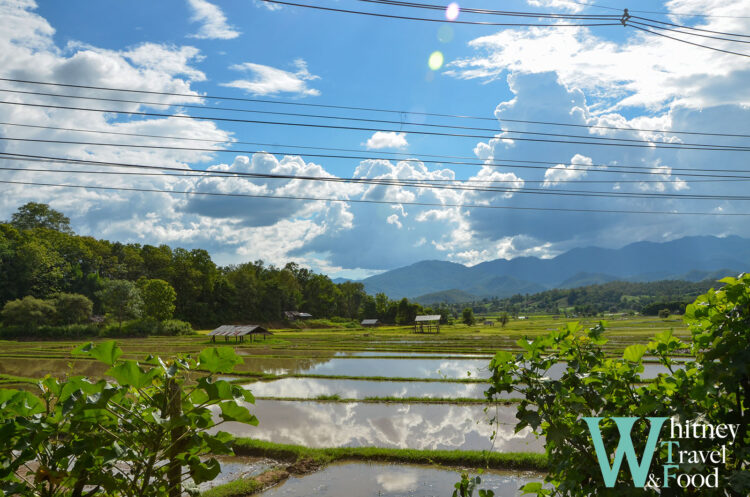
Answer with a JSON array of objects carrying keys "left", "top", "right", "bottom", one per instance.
[
  {"left": 201, "top": 477, "right": 261, "bottom": 497},
  {"left": 251, "top": 395, "right": 522, "bottom": 405},
  {"left": 231, "top": 438, "right": 548, "bottom": 471}
]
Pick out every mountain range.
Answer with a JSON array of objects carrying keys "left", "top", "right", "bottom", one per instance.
[{"left": 354, "top": 235, "right": 749, "bottom": 302}]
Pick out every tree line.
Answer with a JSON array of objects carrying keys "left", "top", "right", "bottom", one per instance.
[{"left": 0, "top": 203, "right": 442, "bottom": 330}]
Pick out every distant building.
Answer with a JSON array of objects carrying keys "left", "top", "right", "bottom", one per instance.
[
  {"left": 208, "top": 325, "right": 273, "bottom": 343},
  {"left": 361, "top": 319, "right": 380, "bottom": 327},
  {"left": 284, "top": 311, "right": 313, "bottom": 321},
  {"left": 484, "top": 320, "right": 494, "bottom": 326},
  {"left": 414, "top": 315, "right": 441, "bottom": 334},
  {"left": 517, "top": 316, "right": 527, "bottom": 320}
]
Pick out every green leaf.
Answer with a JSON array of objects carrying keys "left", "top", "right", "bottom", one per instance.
[
  {"left": 219, "top": 401, "right": 258, "bottom": 425},
  {"left": 623, "top": 344, "right": 647, "bottom": 362},
  {"left": 198, "top": 347, "right": 242, "bottom": 374},
  {"left": 107, "top": 361, "right": 158, "bottom": 388},
  {"left": 74, "top": 341, "right": 122, "bottom": 366},
  {"left": 521, "top": 482, "right": 543, "bottom": 495}
]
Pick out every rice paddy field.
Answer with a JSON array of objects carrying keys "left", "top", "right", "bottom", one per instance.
[{"left": 0, "top": 314, "right": 689, "bottom": 496}]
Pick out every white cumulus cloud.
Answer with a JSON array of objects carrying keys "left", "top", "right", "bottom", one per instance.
[
  {"left": 222, "top": 59, "right": 321, "bottom": 97},
  {"left": 364, "top": 131, "right": 409, "bottom": 150},
  {"left": 186, "top": 0, "right": 240, "bottom": 40}
]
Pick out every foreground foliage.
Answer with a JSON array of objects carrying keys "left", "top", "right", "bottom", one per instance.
[
  {"left": 0, "top": 342, "right": 257, "bottom": 496},
  {"left": 486, "top": 274, "right": 750, "bottom": 496}
]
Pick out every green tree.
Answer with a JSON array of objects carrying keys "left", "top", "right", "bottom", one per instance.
[
  {"left": 138, "top": 279, "right": 177, "bottom": 321},
  {"left": 461, "top": 307, "right": 475, "bottom": 326},
  {"left": 9, "top": 202, "right": 73, "bottom": 233},
  {"left": 0, "top": 342, "right": 257, "bottom": 496},
  {"left": 485, "top": 273, "right": 750, "bottom": 496},
  {"left": 498, "top": 311, "right": 509, "bottom": 328},
  {"left": 51, "top": 293, "right": 93, "bottom": 325},
  {"left": 97, "top": 279, "right": 142, "bottom": 329},
  {"left": 0, "top": 296, "right": 56, "bottom": 327},
  {"left": 657, "top": 308, "right": 670, "bottom": 319}
]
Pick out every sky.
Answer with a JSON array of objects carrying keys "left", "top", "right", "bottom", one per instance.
[{"left": 1, "top": 0, "right": 750, "bottom": 279}]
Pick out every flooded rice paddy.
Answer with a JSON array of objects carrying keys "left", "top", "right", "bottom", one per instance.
[
  {"left": 219, "top": 400, "right": 543, "bottom": 452},
  {"left": 258, "top": 462, "right": 544, "bottom": 497},
  {"left": 245, "top": 377, "right": 494, "bottom": 399}
]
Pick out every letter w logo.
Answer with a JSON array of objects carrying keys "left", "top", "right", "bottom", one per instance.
[{"left": 582, "top": 417, "right": 667, "bottom": 488}]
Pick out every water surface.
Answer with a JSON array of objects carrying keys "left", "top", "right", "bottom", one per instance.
[
  {"left": 245, "top": 378, "right": 496, "bottom": 399},
  {"left": 219, "top": 400, "right": 542, "bottom": 452},
  {"left": 258, "top": 462, "right": 544, "bottom": 497}
]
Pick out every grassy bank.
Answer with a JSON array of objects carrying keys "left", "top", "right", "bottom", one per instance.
[{"left": 231, "top": 438, "right": 548, "bottom": 471}]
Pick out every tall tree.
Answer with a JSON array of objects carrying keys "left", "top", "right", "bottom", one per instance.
[
  {"left": 9, "top": 202, "right": 73, "bottom": 233},
  {"left": 97, "top": 279, "right": 142, "bottom": 329}
]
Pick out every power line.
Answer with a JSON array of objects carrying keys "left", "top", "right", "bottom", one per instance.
[
  {"left": 627, "top": 22, "right": 750, "bottom": 58},
  {"left": 4, "top": 159, "right": 741, "bottom": 184},
  {"left": 11, "top": 87, "right": 743, "bottom": 147},
  {"left": 6, "top": 87, "right": 750, "bottom": 144},
  {"left": 0, "top": 77, "right": 747, "bottom": 140},
  {"left": 5, "top": 135, "right": 750, "bottom": 179},
  {"left": 257, "top": 0, "right": 622, "bottom": 26},
  {"left": 5, "top": 152, "right": 749, "bottom": 184},
  {"left": 6, "top": 155, "right": 750, "bottom": 200},
  {"left": 4, "top": 100, "right": 750, "bottom": 152},
  {"left": 630, "top": 15, "right": 750, "bottom": 39},
  {"left": 2, "top": 178, "right": 748, "bottom": 216},
  {"left": 354, "top": 0, "right": 618, "bottom": 19},
  {"left": 6, "top": 121, "right": 750, "bottom": 178},
  {"left": 628, "top": 19, "right": 750, "bottom": 45}
]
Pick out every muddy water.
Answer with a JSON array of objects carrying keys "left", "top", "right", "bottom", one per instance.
[
  {"left": 245, "top": 378, "right": 501, "bottom": 399},
  {"left": 219, "top": 400, "right": 543, "bottom": 452},
  {"left": 258, "top": 462, "right": 544, "bottom": 497}
]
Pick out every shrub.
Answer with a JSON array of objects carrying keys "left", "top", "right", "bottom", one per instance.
[
  {"left": 0, "top": 342, "right": 257, "bottom": 496},
  {"left": 1, "top": 296, "right": 56, "bottom": 328},
  {"left": 0, "top": 324, "right": 100, "bottom": 340},
  {"left": 50, "top": 293, "right": 93, "bottom": 325},
  {"left": 158, "top": 319, "right": 194, "bottom": 336}
]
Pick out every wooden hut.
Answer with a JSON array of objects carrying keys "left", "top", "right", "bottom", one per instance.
[
  {"left": 414, "top": 315, "right": 441, "bottom": 334},
  {"left": 361, "top": 319, "right": 380, "bottom": 327},
  {"left": 484, "top": 320, "right": 495, "bottom": 326},
  {"left": 284, "top": 311, "right": 313, "bottom": 321},
  {"left": 208, "top": 325, "right": 273, "bottom": 343}
]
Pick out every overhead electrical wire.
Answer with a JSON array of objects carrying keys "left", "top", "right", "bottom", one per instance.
[
  {"left": 2, "top": 178, "right": 749, "bottom": 216},
  {"left": 562, "top": 1, "right": 750, "bottom": 19},
  {"left": 4, "top": 100, "right": 750, "bottom": 153},
  {"left": 6, "top": 137, "right": 750, "bottom": 179},
  {"left": 5, "top": 131, "right": 750, "bottom": 178},
  {"left": 5, "top": 160, "right": 750, "bottom": 200},
  {"left": 4, "top": 159, "right": 742, "bottom": 184},
  {"left": 5, "top": 121, "right": 750, "bottom": 177},
  {"left": 5, "top": 87, "right": 750, "bottom": 143},
  {"left": 257, "top": 0, "right": 622, "bottom": 26},
  {"left": 0, "top": 78, "right": 748, "bottom": 141},
  {"left": 3, "top": 152, "right": 750, "bottom": 198}
]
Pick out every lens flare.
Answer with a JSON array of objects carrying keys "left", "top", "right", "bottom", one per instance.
[
  {"left": 437, "top": 24, "right": 453, "bottom": 43},
  {"left": 445, "top": 2, "right": 460, "bottom": 21},
  {"left": 428, "top": 51, "right": 444, "bottom": 71}
]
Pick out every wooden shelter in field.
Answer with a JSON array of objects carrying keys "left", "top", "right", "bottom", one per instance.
[
  {"left": 284, "top": 311, "right": 313, "bottom": 321},
  {"left": 484, "top": 320, "right": 495, "bottom": 326},
  {"left": 361, "top": 319, "right": 380, "bottom": 327},
  {"left": 414, "top": 315, "right": 441, "bottom": 334},
  {"left": 208, "top": 325, "right": 273, "bottom": 343}
]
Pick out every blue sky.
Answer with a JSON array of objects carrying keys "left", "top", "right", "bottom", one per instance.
[{"left": 1, "top": 0, "right": 750, "bottom": 279}]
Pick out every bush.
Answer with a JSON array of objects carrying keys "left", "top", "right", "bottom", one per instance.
[
  {"left": 1, "top": 296, "right": 56, "bottom": 327},
  {"left": 0, "top": 324, "right": 100, "bottom": 340},
  {"left": 158, "top": 319, "right": 194, "bottom": 336},
  {"left": 50, "top": 293, "right": 93, "bottom": 325}
]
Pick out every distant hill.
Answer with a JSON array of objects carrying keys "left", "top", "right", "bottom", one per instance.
[
  {"left": 413, "top": 289, "right": 478, "bottom": 305},
  {"left": 358, "top": 235, "right": 748, "bottom": 298}
]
